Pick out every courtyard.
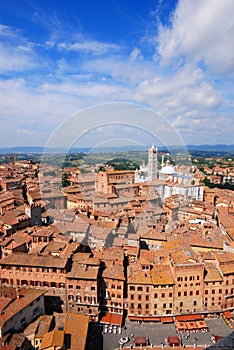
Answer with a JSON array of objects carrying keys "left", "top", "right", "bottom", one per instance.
[{"left": 103, "top": 317, "right": 233, "bottom": 350}]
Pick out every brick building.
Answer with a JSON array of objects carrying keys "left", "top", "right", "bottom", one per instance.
[
  {"left": 95, "top": 170, "right": 135, "bottom": 194},
  {"left": 0, "top": 253, "right": 69, "bottom": 311},
  {"left": 66, "top": 254, "right": 100, "bottom": 321}
]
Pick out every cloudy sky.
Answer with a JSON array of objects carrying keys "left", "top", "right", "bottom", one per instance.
[{"left": 0, "top": 0, "right": 233, "bottom": 148}]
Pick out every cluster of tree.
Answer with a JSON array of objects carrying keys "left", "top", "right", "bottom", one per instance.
[
  {"left": 202, "top": 177, "right": 234, "bottom": 191},
  {"left": 106, "top": 158, "right": 140, "bottom": 171},
  {"left": 61, "top": 172, "right": 71, "bottom": 187}
]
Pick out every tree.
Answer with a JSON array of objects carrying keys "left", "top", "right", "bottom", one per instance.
[{"left": 61, "top": 173, "right": 71, "bottom": 187}]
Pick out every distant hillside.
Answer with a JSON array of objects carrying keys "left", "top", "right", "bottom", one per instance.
[
  {"left": 186, "top": 144, "right": 234, "bottom": 153},
  {"left": 1, "top": 144, "right": 234, "bottom": 155}
]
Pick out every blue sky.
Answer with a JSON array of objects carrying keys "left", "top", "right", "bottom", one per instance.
[{"left": 0, "top": 0, "right": 233, "bottom": 148}]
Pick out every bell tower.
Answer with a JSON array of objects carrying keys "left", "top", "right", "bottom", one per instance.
[{"left": 148, "top": 144, "right": 158, "bottom": 181}]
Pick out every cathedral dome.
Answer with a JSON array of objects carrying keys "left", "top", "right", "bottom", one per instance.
[{"left": 160, "top": 164, "right": 176, "bottom": 175}]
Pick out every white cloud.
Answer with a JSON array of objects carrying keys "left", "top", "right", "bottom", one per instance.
[
  {"left": 134, "top": 64, "right": 221, "bottom": 115},
  {"left": 0, "top": 24, "right": 37, "bottom": 73},
  {"left": 158, "top": 0, "right": 234, "bottom": 76},
  {"left": 130, "top": 48, "right": 144, "bottom": 61},
  {"left": 0, "top": 4, "right": 233, "bottom": 147},
  {"left": 0, "top": 44, "right": 36, "bottom": 73},
  {"left": 172, "top": 114, "right": 234, "bottom": 143},
  {"left": 83, "top": 56, "right": 153, "bottom": 85},
  {"left": 57, "top": 40, "right": 120, "bottom": 55}
]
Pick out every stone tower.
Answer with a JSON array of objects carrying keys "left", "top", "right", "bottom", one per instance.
[
  {"left": 24, "top": 203, "right": 42, "bottom": 226},
  {"left": 148, "top": 144, "right": 158, "bottom": 181}
]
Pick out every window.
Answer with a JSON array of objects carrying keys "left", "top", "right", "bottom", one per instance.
[
  {"left": 169, "top": 293, "right": 172, "bottom": 297},
  {"left": 91, "top": 286, "right": 95, "bottom": 291},
  {"left": 177, "top": 277, "right": 183, "bottom": 282},
  {"left": 190, "top": 291, "right": 193, "bottom": 296},
  {"left": 178, "top": 292, "right": 181, "bottom": 297},
  {"left": 162, "top": 293, "right": 165, "bottom": 298},
  {"left": 146, "top": 295, "right": 149, "bottom": 301},
  {"left": 154, "top": 293, "right": 158, "bottom": 298},
  {"left": 154, "top": 304, "right": 157, "bottom": 309},
  {"left": 21, "top": 317, "right": 26, "bottom": 324},
  {"left": 130, "top": 295, "right": 134, "bottom": 300},
  {"left": 146, "top": 287, "right": 149, "bottom": 293},
  {"left": 137, "top": 286, "right": 143, "bottom": 292},
  {"left": 184, "top": 291, "right": 187, "bottom": 296},
  {"left": 163, "top": 303, "right": 166, "bottom": 308},
  {"left": 76, "top": 285, "right": 81, "bottom": 290},
  {"left": 138, "top": 295, "right": 142, "bottom": 300},
  {"left": 33, "top": 307, "right": 40, "bottom": 316},
  {"left": 212, "top": 290, "right": 215, "bottom": 294},
  {"left": 196, "top": 291, "right": 199, "bottom": 295},
  {"left": 197, "top": 275, "right": 200, "bottom": 280},
  {"left": 190, "top": 276, "right": 195, "bottom": 281},
  {"left": 130, "top": 286, "right": 135, "bottom": 291},
  {"left": 185, "top": 276, "right": 187, "bottom": 281},
  {"left": 180, "top": 302, "right": 183, "bottom": 307},
  {"left": 205, "top": 290, "right": 208, "bottom": 295},
  {"left": 146, "top": 304, "right": 149, "bottom": 309},
  {"left": 68, "top": 285, "right": 73, "bottom": 289}
]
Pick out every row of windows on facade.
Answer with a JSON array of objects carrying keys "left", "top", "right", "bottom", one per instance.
[
  {"left": 129, "top": 289, "right": 234, "bottom": 299},
  {"left": 130, "top": 300, "right": 204, "bottom": 311},
  {"left": 129, "top": 298, "right": 234, "bottom": 311},
  {"left": 68, "top": 295, "right": 96, "bottom": 303},
  {"left": 107, "top": 292, "right": 122, "bottom": 299},
  {"left": 105, "top": 283, "right": 122, "bottom": 289},
  {"left": 177, "top": 276, "right": 199, "bottom": 282},
  {"left": 3, "top": 266, "right": 64, "bottom": 273},
  {"left": 129, "top": 280, "right": 234, "bottom": 292},
  {"left": 1, "top": 279, "right": 97, "bottom": 291},
  {"left": 1, "top": 279, "right": 65, "bottom": 288}
]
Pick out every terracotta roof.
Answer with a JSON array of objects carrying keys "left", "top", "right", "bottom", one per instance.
[
  {"left": 0, "top": 252, "right": 68, "bottom": 269},
  {"left": 51, "top": 313, "right": 89, "bottom": 350},
  {"left": 141, "top": 228, "right": 167, "bottom": 241},
  {"left": 0, "top": 289, "right": 45, "bottom": 327},
  {"left": 204, "top": 264, "right": 223, "bottom": 282},
  {"left": 66, "top": 313, "right": 89, "bottom": 349},
  {"left": 214, "top": 251, "right": 234, "bottom": 264},
  {"left": 102, "top": 263, "right": 125, "bottom": 281},
  {"left": 99, "top": 247, "right": 124, "bottom": 262},
  {"left": 219, "top": 262, "right": 234, "bottom": 275},
  {"left": 151, "top": 265, "right": 174, "bottom": 285},
  {"left": 67, "top": 263, "right": 98, "bottom": 280},
  {"left": 170, "top": 249, "right": 199, "bottom": 265},
  {"left": 128, "top": 267, "right": 151, "bottom": 285},
  {"left": 40, "top": 329, "right": 64, "bottom": 349}
]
